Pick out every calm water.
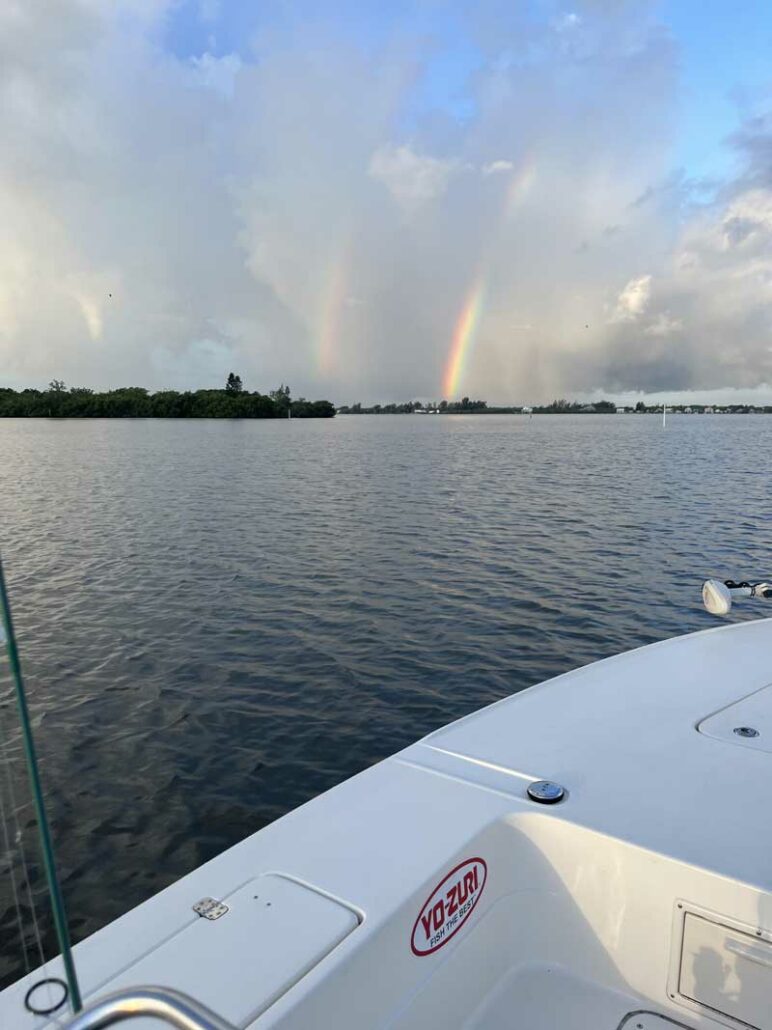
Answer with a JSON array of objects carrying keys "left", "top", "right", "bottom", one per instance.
[{"left": 0, "top": 414, "right": 769, "bottom": 985}]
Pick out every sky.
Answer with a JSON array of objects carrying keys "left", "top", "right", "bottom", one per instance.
[{"left": 2, "top": 1, "right": 772, "bottom": 405}]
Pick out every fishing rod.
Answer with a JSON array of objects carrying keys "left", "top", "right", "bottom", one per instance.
[
  {"left": 702, "top": 578, "right": 772, "bottom": 616},
  {"left": 0, "top": 556, "right": 82, "bottom": 1012}
]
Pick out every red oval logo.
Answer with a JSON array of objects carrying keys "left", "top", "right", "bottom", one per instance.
[{"left": 410, "top": 857, "right": 487, "bottom": 956}]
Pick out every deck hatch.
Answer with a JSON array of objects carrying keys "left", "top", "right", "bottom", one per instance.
[
  {"left": 679, "top": 912, "right": 771, "bottom": 1029},
  {"left": 80, "top": 875, "right": 358, "bottom": 1026},
  {"left": 698, "top": 682, "right": 772, "bottom": 753}
]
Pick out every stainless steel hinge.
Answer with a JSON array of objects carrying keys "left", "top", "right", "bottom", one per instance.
[{"left": 192, "top": 897, "right": 229, "bottom": 920}]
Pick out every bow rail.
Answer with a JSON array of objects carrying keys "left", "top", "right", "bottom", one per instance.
[{"left": 62, "top": 986, "right": 237, "bottom": 1030}]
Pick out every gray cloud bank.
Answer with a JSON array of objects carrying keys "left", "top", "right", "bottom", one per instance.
[{"left": 1, "top": 1, "right": 771, "bottom": 402}]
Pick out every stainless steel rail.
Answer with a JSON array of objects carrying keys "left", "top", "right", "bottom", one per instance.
[{"left": 63, "top": 986, "right": 238, "bottom": 1030}]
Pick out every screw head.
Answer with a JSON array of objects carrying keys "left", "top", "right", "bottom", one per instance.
[
  {"left": 733, "top": 726, "right": 759, "bottom": 738},
  {"left": 527, "top": 780, "right": 566, "bottom": 804}
]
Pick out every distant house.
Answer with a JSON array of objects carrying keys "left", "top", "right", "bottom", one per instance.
[{"left": 522, "top": 405, "right": 533, "bottom": 414}]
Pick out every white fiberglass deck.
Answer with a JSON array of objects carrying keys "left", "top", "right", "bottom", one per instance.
[{"left": 4, "top": 617, "right": 772, "bottom": 1029}]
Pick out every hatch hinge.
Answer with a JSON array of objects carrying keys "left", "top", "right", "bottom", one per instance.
[{"left": 192, "top": 897, "right": 229, "bottom": 920}]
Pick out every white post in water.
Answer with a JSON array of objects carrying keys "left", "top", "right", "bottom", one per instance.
[{"left": 662, "top": 402, "right": 667, "bottom": 428}]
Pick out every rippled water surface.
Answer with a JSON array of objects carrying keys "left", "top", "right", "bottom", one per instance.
[{"left": 0, "top": 414, "right": 769, "bottom": 984}]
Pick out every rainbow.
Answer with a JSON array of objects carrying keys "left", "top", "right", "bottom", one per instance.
[
  {"left": 316, "top": 243, "right": 350, "bottom": 377},
  {"left": 442, "top": 279, "right": 486, "bottom": 398},
  {"left": 505, "top": 155, "right": 536, "bottom": 217},
  {"left": 439, "top": 155, "right": 537, "bottom": 397}
]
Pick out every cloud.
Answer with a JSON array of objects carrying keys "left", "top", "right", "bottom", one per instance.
[
  {"left": 644, "top": 312, "right": 682, "bottom": 337},
  {"left": 482, "top": 160, "right": 515, "bottom": 176},
  {"left": 610, "top": 275, "right": 652, "bottom": 322},
  {"left": 575, "top": 171, "right": 772, "bottom": 391},
  {"left": 369, "top": 145, "right": 459, "bottom": 211},
  {"left": 0, "top": 1, "right": 771, "bottom": 401},
  {"left": 191, "top": 52, "right": 241, "bottom": 98},
  {"left": 553, "top": 13, "right": 581, "bottom": 33},
  {"left": 719, "top": 189, "right": 772, "bottom": 247}
]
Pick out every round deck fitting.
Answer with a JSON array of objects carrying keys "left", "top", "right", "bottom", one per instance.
[
  {"left": 733, "top": 726, "right": 759, "bottom": 738},
  {"left": 527, "top": 780, "right": 566, "bottom": 804}
]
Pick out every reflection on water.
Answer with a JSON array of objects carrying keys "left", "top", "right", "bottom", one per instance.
[{"left": 0, "top": 414, "right": 769, "bottom": 985}]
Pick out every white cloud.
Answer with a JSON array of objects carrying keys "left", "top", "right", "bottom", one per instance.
[
  {"left": 191, "top": 52, "right": 241, "bottom": 98},
  {"left": 369, "top": 145, "right": 458, "bottom": 211},
  {"left": 644, "top": 312, "right": 682, "bottom": 336},
  {"left": 610, "top": 275, "right": 652, "bottom": 322},
  {"left": 482, "top": 160, "right": 515, "bottom": 176},
  {"left": 553, "top": 13, "right": 581, "bottom": 33}
]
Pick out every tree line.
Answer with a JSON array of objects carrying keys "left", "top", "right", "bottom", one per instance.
[
  {"left": 340, "top": 397, "right": 489, "bottom": 414},
  {"left": 0, "top": 377, "right": 335, "bottom": 419},
  {"left": 339, "top": 397, "right": 772, "bottom": 415},
  {"left": 536, "top": 399, "right": 617, "bottom": 413},
  {"left": 339, "top": 397, "right": 616, "bottom": 414}
]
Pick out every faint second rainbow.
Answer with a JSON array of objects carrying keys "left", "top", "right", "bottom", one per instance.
[
  {"left": 442, "top": 278, "right": 486, "bottom": 398},
  {"left": 505, "top": 153, "right": 537, "bottom": 217},
  {"left": 316, "top": 242, "right": 350, "bottom": 378}
]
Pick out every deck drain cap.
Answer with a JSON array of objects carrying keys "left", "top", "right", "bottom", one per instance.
[
  {"left": 733, "top": 726, "right": 759, "bottom": 738},
  {"left": 527, "top": 780, "right": 566, "bottom": 804}
]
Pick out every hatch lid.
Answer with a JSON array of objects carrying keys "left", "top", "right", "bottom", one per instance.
[
  {"left": 79, "top": 874, "right": 358, "bottom": 1027},
  {"left": 698, "top": 682, "right": 772, "bottom": 753},
  {"left": 680, "top": 912, "right": 772, "bottom": 1028}
]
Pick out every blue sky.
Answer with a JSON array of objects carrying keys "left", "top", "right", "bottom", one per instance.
[
  {"left": 162, "top": 0, "right": 487, "bottom": 129},
  {"left": 162, "top": 0, "right": 772, "bottom": 181},
  {"left": 662, "top": 0, "right": 772, "bottom": 178}
]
